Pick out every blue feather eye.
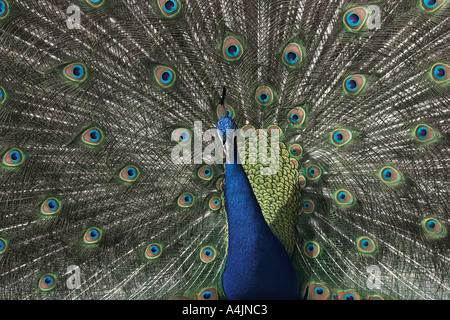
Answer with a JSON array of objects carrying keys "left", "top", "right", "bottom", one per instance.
[
  {"left": 119, "top": 165, "right": 140, "bottom": 182},
  {"left": 84, "top": 227, "right": 102, "bottom": 244},
  {"left": 343, "top": 7, "right": 367, "bottom": 30},
  {"left": 223, "top": 35, "right": 243, "bottom": 61},
  {"left": 158, "top": 0, "right": 181, "bottom": 17},
  {"left": 154, "top": 66, "right": 176, "bottom": 88},
  {"left": 421, "top": 0, "right": 445, "bottom": 11},
  {"left": 0, "top": 86, "right": 6, "bottom": 104},
  {"left": 0, "top": 1, "right": 9, "bottom": 19},
  {"left": 338, "top": 291, "right": 360, "bottom": 300},
  {"left": 422, "top": 218, "right": 446, "bottom": 238},
  {"left": 145, "top": 243, "right": 163, "bottom": 259},
  {"left": 308, "top": 283, "right": 330, "bottom": 300},
  {"left": 217, "top": 104, "right": 235, "bottom": 119},
  {"left": 198, "top": 288, "right": 218, "bottom": 300},
  {"left": 289, "top": 144, "right": 303, "bottom": 158},
  {"left": 255, "top": 86, "right": 274, "bottom": 106},
  {"left": 81, "top": 127, "right": 104, "bottom": 146},
  {"left": 306, "top": 165, "right": 322, "bottom": 181},
  {"left": 86, "top": 0, "right": 104, "bottom": 7},
  {"left": 379, "top": 166, "right": 402, "bottom": 185},
  {"left": 414, "top": 124, "right": 438, "bottom": 143},
  {"left": 200, "top": 246, "right": 216, "bottom": 263},
  {"left": 172, "top": 128, "right": 192, "bottom": 145},
  {"left": 304, "top": 241, "right": 320, "bottom": 258},
  {"left": 282, "top": 43, "right": 303, "bottom": 68},
  {"left": 287, "top": 107, "right": 306, "bottom": 127},
  {"left": 430, "top": 63, "right": 449, "bottom": 82},
  {"left": 39, "top": 274, "right": 57, "bottom": 291},
  {"left": 209, "top": 196, "right": 221, "bottom": 211},
  {"left": 198, "top": 165, "right": 214, "bottom": 181},
  {"left": 0, "top": 238, "right": 7, "bottom": 255},
  {"left": 302, "top": 200, "right": 315, "bottom": 214},
  {"left": 331, "top": 129, "right": 352, "bottom": 147},
  {"left": 2, "top": 148, "right": 25, "bottom": 167},
  {"left": 64, "top": 63, "right": 87, "bottom": 82},
  {"left": 334, "top": 189, "right": 355, "bottom": 206},
  {"left": 357, "top": 236, "right": 377, "bottom": 254},
  {"left": 343, "top": 75, "right": 366, "bottom": 95},
  {"left": 178, "top": 192, "right": 195, "bottom": 208},
  {"left": 40, "top": 197, "right": 62, "bottom": 215}
]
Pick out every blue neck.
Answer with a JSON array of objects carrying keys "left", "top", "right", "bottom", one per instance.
[{"left": 222, "top": 142, "right": 298, "bottom": 300}]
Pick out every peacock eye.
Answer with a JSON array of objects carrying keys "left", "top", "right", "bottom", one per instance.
[
  {"left": 289, "top": 144, "right": 303, "bottom": 158},
  {"left": 81, "top": 127, "right": 104, "bottom": 146},
  {"left": 0, "top": 86, "right": 6, "bottom": 104},
  {"left": 0, "top": 238, "right": 7, "bottom": 254},
  {"left": 357, "top": 236, "right": 376, "bottom": 254},
  {"left": 422, "top": 218, "right": 446, "bottom": 238},
  {"left": 64, "top": 63, "right": 87, "bottom": 82},
  {"left": 308, "top": 284, "right": 330, "bottom": 300},
  {"left": 430, "top": 63, "right": 450, "bottom": 82},
  {"left": 39, "top": 274, "right": 57, "bottom": 291},
  {"left": 255, "top": 86, "right": 274, "bottom": 106},
  {"left": 345, "top": 294, "right": 355, "bottom": 300},
  {"left": 40, "top": 197, "right": 62, "bottom": 215},
  {"left": 282, "top": 43, "right": 303, "bottom": 67},
  {"left": 331, "top": 129, "right": 352, "bottom": 146},
  {"left": 287, "top": 107, "right": 306, "bottom": 127},
  {"left": 171, "top": 128, "right": 191, "bottom": 145},
  {"left": 304, "top": 241, "right": 320, "bottom": 258},
  {"left": 154, "top": 66, "right": 176, "bottom": 88},
  {"left": 198, "top": 165, "right": 214, "bottom": 180},
  {"left": 343, "top": 7, "right": 367, "bottom": 30},
  {"left": 302, "top": 200, "right": 315, "bottom": 214},
  {"left": 0, "top": 0, "right": 9, "bottom": 19},
  {"left": 178, "top": 192, "right": 194, "bottom": 207},
  {"left": 421, "top": 0, "right": 445, "bottom": 11},
  {"left": 145, "top": 243, "right": 162, "bottom": 259},
  {"left": 209, "top": 196, "right": 221, "bottom": 211},
  {"left": 86, "top": 0, "right": 104, "bottom": 7},
  {"left": 158, "top": 0, "right": 181, "bottom": 17},
  {"left": 223, "top": 36, "right": 243, "bottom": 61},
  {"left": 334, "top": 189, "right": 354, "bottom": 206},
  {"left": 217, "top": 104, "right": 235, "bottom": 119},
  {"left": 379, "top": 166, "right": 401, "bottom": 184},
  {"left": 200, "top": 246, "right": 216, "bottom": 263},
  {"left": 338, "top": 291, "right": 360, "bottom": 300},
  {"left": 298, "top": 175, "right": 307, "bottom": 188},
  {"left": 267, "top": 125, "right": 282, "bottom": 138},
  {"left": 119, "top": 165, "right": 140, "bottom": 182},
  {"left": 414, "top": 124, "right": 437, "bottom": 143},
  {"left": 306, "top": 165, "right": 322, "bottom": 181},
  {"left": 84, "top": 227, "right": 102, "bottom": 244},
  {"left": 343, "top": 75, "right": 366, "bottom": 95},
  {"left": 198, "top": 288, "right": 218, "bottom": 300},
  {"left": 2, "top": 148, "right": 25, "bottom": 167}
]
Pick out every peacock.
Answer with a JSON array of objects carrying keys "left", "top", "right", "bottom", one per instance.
[{"left": 0, "top": 0, "right": 449, "bottom": 300}]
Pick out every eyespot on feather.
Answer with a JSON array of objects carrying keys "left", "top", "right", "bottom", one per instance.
[
  {"left": 379, "top": 166, "right": 401, "bottom": 185},
  {"left": 198, "top": 288, "right": 218, "bottom": 300},
  {"left": 430, "top": 63, "right": 450, "bottom": 82},
  {"left": 39, "top": 274, "right": 57, "bottom": 291},
  {"left": 331, "top": 129, "right": 352, "bottom": 146},
  {"left": 289, "top": 144, "right": 303, "bottom": 158},
  {"left": 83, "top": 227, "right": 102, "bottom": 244},
  {"left": 40, "top": 197, "right": 62, "bottom": 216},
  {"left": 2, "top": 148, "right": 25, "bottom": 167},
  {"left": 422, "top": 218, "right": 446, "bottom": 238},
  {"left": 302, "top": 200, "right": 315, "bottom": 214},
  {"left": 298, "top": 175, "right": 307, "bottom": 188},
  {"left": 119, "top": 165, "right": 140, "bottom": 182},
  {"left": 287, "top": 107, "right": 306, "bottom": 126},
  {"left": 304, "top": 241, "right": 320, "bottom": 258},
  {"left": 282, "top": 43, "right": 303, "bottom": 67},
  {"left": 81, "top": 127, "right": 104, "bottom": 146},
  {"left": 306, "top": 165, "right": 322, "bottom": 181},
  {"left": 343, "top": 7, "right": 368, "bottom": 30},
  {"left": 198, "top": 165, "right": 214, "bottom": 181},
  {"left": 0, "top": 86, "right": 6, "bottom": 104},
  {"left": 338, "top": 290, "right": 360, "bottom": 300},
  {"left": 356, "top": 236, "right": 377, "bottom": 254},
  {"left": 420, "top": 0, "right": 445, "bottom": 12},
  {"left": 172, "top": 128, "right": 192, "bottom": 145},
  {"left": 240, "top": 125, "right": 256, "bottom": 137},
  {"left": 158, "top": 0, "right": 181, "bottom": 17},
  {"left": 223, "top": 35, "right": 243, "bottom": 61},
  {"left": 209, "top": 196, "right": 221, "bottom": 211},
  {"left": 413, "top": 124, "right": 438, "bottom": 143},
  {"left": 154, "top": 66, "right": 176, "bottom": 88},
  {"left": 255, "top": 86, "right": 274, "bottom": 106},
  {"left": 64, "top": 63, "right": 87, "bottom": 82},
  {"left": 217, "top": 104, "right": 235, "bottom": 119},
  {"left": 368, "top": 296, "right": 384, "bottom": 300},
  {"left": 267, "top": 125, "right": 282, "bottom": 138},
  {"left": 200, "top": 246, "right": 216, "bottom": 263},
  {"left": 0, "top": 238, "right": 8, "bottom": 255},
  {"left": 343, "top": 75, "right": 366, "bottom": 95},
  {"left": 309, "top": 283, "right": 330, "bottom": 300},
  {"left": 334, "top": 189, "right": 354, "bottom": 206},
  {"left": 86, "top": 0, "right": 104, "bottom": 7},
  {"left": 145, "top": 243, "right": 163, "bottom": 259},
  {"left": 178, "top": 192, "right": 195, "bottom": 208},
  {"left": 0, "top": 1, "right": 9, "bottom": 19}
]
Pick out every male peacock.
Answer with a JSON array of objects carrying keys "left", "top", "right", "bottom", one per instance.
[{"left": 0, "top": 0, "right": 449, "bottom": 300}]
